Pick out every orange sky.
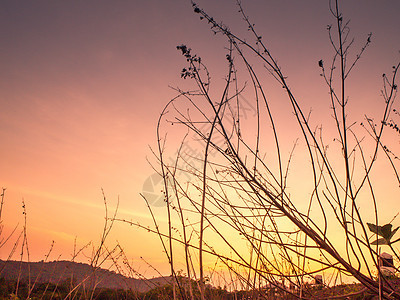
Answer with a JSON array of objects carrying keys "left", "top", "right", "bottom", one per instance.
[{"left": 0, "top": 0, "right": 399, "bottom": 277}]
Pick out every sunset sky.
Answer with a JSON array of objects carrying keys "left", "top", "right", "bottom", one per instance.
[{"left": 1, "top": 1, "right": 399, "bottom": 276}]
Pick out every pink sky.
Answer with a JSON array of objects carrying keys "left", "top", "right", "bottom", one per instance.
[{"left": 0, "top": 0, "right": 399, "bottom": 276}]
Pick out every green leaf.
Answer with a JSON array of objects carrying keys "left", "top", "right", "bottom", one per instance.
[
  {"left": 367, "top": 222, "right": 399, "bottom": 244},
  {"left": 381, "top": 224, "right": 393, "bottom": 240},
  {"left": 371, "top": 238, "right": 388, "bottom": 245},
  {"left": 367, "top": 223, "right": 379, "bottom": 235},
  {"left": 389, "top": 226, "right": 399, "bottom": 240}
]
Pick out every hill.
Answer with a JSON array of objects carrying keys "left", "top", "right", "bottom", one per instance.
[{"left": 0, "top": 259, "right": 170, "bottom": 293}]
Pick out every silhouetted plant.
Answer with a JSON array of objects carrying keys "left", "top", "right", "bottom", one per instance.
[
  {"left": 367, "top": 223, "right": 400, "bottom": 246},
  {"left": 150, "top": 0, "right": 400, "bottom": 299}
]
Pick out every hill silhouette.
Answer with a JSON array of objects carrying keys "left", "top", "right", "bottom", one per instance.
[{"left": 0, "top": 259, "right": 170, "bottom": 293}]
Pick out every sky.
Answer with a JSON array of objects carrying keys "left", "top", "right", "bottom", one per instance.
[{"left": 0, "top": 0, "right": 399, "bottom": 277}]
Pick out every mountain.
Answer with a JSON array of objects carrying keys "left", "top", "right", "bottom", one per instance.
[{"left": 0, "top": 259, "right": 170, "bottom": 293}]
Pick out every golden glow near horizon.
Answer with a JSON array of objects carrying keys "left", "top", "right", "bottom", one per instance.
[{"left": 0, "top": 0, "right": 399, "bottom": 280}]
